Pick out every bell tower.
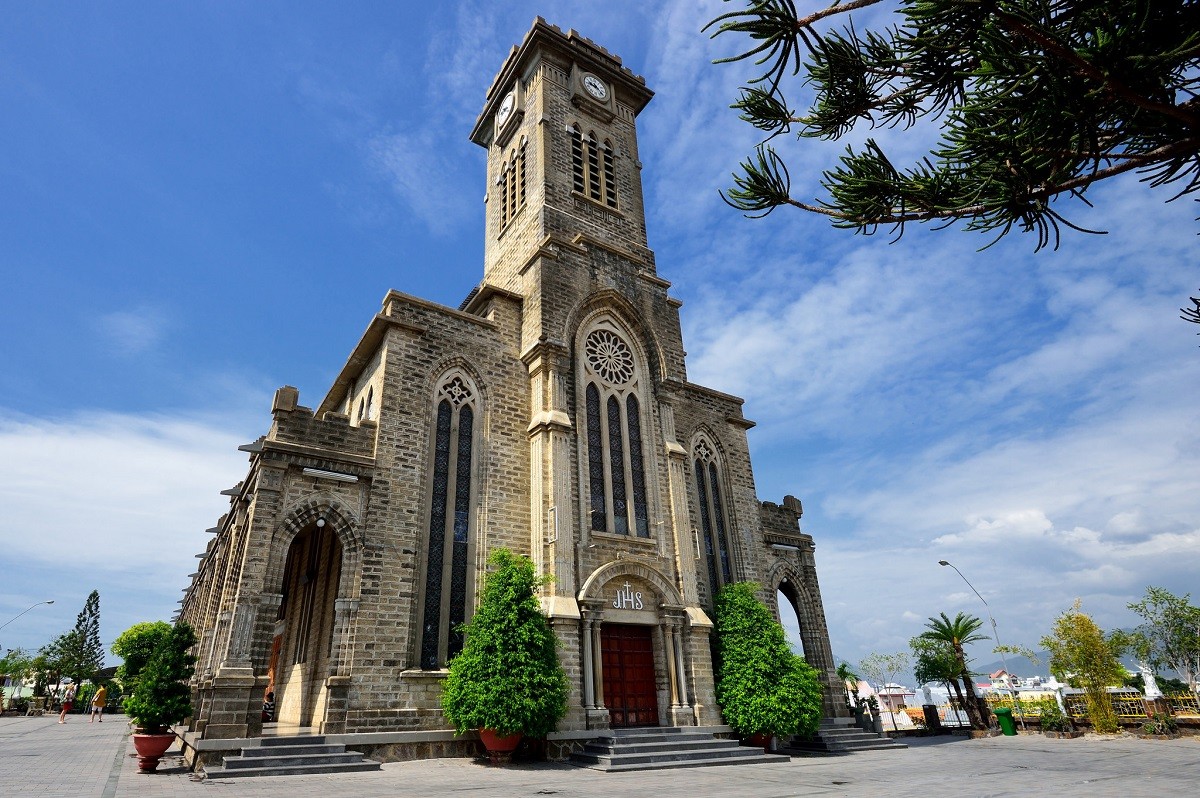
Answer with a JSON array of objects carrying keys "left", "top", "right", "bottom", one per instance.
[{"left": 469, "top": 18, "right": 656, "bottom": 295}]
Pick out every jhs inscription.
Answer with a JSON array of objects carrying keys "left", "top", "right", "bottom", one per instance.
[{"left": 612, "top": 581, "right": 644, "bottom": 610}]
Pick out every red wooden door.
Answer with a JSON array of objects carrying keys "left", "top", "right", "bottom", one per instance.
[{"left": 601, "top": 624, "right": 659, "bottom": 727}]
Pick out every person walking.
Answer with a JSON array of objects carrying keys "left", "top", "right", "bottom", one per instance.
[
  {"left": 57, "top": 683, "right": 77, "bottom": 724},
  {"left": 89, "top": 684, "right": 107, "bottom": 722}
]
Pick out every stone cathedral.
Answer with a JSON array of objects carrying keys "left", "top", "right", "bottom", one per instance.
[{"left": 179, "top": 18, "right": 845, "bottom": 762}]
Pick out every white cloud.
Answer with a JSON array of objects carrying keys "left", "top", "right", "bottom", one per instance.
[
  {"left": 94, "top": 307, "right": 169, "bottom": 356},
  {"left": 0, "top": 410, "right": 248, "bottom": 568}
]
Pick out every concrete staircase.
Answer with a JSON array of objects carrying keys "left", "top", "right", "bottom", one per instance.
[
  {"left": 783, "top": 719, "right": 908, "bottom": 755},
  {"left": 203, "top": 735, "right": 382, "bottom": 778},
  {"left": 570, "top": 727, "right": 790, "bottom": 772}
]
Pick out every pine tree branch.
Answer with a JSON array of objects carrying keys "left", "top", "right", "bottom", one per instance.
[
  {"left": 788, "top": 137, "right": 1200, "bottom": 224},
  {"left": 993, "top": 10, "right": 1200, "bottom": 130}
]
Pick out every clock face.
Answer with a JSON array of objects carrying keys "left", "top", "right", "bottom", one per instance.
[
  {"left": 582, "top": 74, "right": 607, "bottom": 101},
  {"left": 497, "top": 92, "right": 515, "bottom": 126}
]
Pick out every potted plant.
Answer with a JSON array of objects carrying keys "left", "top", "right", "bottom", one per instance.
[
  {"left": 121, "top": 622, "right": 197, "bottom": 772},
  {"left": 441, "top": 549, "right": 568, "bottom": 764},
  {"left": 713, "top": 582, "right": 823, "bottom": 751}
]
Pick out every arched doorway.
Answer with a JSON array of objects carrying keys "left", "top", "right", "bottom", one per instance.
[
  {"left": 271, "top": 519, "right": 342, "bottom": 728},
  {"left": 777, "top": 586, "right": 806, "bottom": 658}
]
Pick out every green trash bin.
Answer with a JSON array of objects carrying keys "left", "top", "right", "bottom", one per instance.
[{"left": 994, "top": 706, "right": 1017, "bottom": 736}]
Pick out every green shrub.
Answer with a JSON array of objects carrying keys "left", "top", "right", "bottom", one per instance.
[
  {"left": 713, "top": 582, "right": 823, "bottom": 739},
  {"left": 441, "top": 549, "right": 568, "bottom": 738},
  {"left": 122, "top": 623, "right": 197, "bottom": 734},
  {"left": 1037, "top": 698, "right": 1072, "bottom": 732},
  {"left": 1141, "top": 712, "right": 1178, "bottom": 735},
  {"left": 111, "top": 621, "right": 172, "bottom": 695}
]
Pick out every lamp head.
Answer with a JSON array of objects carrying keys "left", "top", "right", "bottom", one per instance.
[{"left": 938, "top": 560, "right": 950, "bottom": 566}]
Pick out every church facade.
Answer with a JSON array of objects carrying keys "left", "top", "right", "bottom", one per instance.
[{"left": 179, "top": 18, "right": 845, "bottom": 759}]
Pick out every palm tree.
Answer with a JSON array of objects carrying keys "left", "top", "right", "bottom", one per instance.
[{"left": 920, "top": 612, "right": 989, "bottom": 730}]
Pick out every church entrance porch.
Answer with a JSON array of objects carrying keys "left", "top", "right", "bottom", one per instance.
[{"left": 601, "top": 624, "right": 659, "bottom": 727}]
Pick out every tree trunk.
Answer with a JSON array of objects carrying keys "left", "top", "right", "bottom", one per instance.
[{"left": 954, "top": 644, "right": 987, "bottom": 730}]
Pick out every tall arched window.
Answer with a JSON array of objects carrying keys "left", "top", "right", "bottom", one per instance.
[
  {"left": 499, "top": 138, "right": 527, "bottom": 230},
  {"left": 420, "top": 374, "right": 478, "bottom": 669},
  {"left": 583, "top": 323, "right": 649, "bottom": 537},
  {"left": 694, "top": 437, "right": 732, "bottom": 595},
  {"left": 570, "top": 125, "right": 617, "bottom": 209}
]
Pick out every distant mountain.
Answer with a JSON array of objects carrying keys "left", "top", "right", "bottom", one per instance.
[{"left": 973, "top": 652, "right": 1048, "bottom": 679}]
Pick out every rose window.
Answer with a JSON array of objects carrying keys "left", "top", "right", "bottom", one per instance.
[{"left": 585, "top": 329, "right": 635, "bottom": 385}]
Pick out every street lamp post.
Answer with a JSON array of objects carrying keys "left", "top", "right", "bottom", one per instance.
[
  {"left": 0, "top": 599, "right": 55, "bottom": 641},
  {"left": 937, "top": 561, "right": 1026, "bottom": 730},
  {"left": 0, "top": 600, "right": 54, "bottom": 704}
]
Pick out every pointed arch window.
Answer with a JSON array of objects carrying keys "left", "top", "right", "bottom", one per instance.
[
  {"left": 694, "top": 438, "right": 732, "bottom": 595},
  {"left": 499, "top": 138, "right": 527, "bottom": 230},
  {"left": 420, "top": 375, "right": 478, "bottom": 669},
  {"left": 583, "top": 325, "right": 649, "bottom": 537},
  {"left": 570, "top": 125, "right": 617, "bottom": 209}
]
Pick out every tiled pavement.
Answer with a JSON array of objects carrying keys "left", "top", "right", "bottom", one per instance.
[{"left": 2, "top": 714, "right": 1197, "bottom": 797}]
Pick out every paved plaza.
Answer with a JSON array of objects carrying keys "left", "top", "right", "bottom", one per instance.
[{"left": 2, "top": 714, "right": 1196, "bottom": 798}]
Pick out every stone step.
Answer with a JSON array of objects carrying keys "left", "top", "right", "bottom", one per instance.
[
  {"left": 205, "top": 760, "right": 383, "bottom": 779},
  {"left": 234, "top": 743, "right": 346, "bottom": 757},
  {"left": 784, "top": 728, "right": 908, "bottom": 755},
  {"left": 571, "top": 727, "right": 791, "bottom": 772},
  {"left": 256, "top": 735, "right": 329, "bottom": 746},
  {"left": 581, "top": 738, "right": 743, "bottom": 755},
  {"left": 204, "top": 734, "right": 381, "bottom": 779},
  {"left": 584, "top": 753, "right": 790, "bottom": 773},
  {"left": 220, "top": 751, "right": 369, "bottom": 770}
]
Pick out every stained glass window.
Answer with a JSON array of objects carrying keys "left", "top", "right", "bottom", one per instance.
[
  {"left": 587, "top": 383, "right": 606, "bottom": 532},
  {"left": 695, "top": 439, "right": 733, "bottom": 600},
  {"left": 608, "top": 396, "right": 628, "bottom": 535},
  {"left": 627, "top": 395, "right": 649, "bottom": 538},
  {"left": 709, "top": 462, "right": 732, "bottom": 585},
  {"left": 583, "top": 325, "right": 650, "bottom": 539},
  {"left": 420, "top": 400, "right": 452, "bottom": 669},
  {"left": 421, "top": 378, "right": 477, "bottom": 670},
  {"left": 695, "top": 458, "right": 720, "bottom": 594}
]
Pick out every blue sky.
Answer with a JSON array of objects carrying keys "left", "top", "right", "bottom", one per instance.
[{"left": 2, "top": 2, "right": 1198, "bottom": 677}]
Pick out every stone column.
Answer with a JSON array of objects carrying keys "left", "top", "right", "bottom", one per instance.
[
  {"left": 660, "top": 623, "right": 679, "bottom": 707},
  {"left": 585, "top": 607, "right": 610, "bottom": 730},
  {"left": 659, "top": 402, "right": 699, "bottom": 604},
  {"left": 330, "top": 598, "right": 358, "bottom": 676},
  {"left": 582, "top": 615, "right": 596, "bottom": 709}
]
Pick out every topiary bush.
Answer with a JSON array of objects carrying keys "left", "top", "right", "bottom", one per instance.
[
  {"left": 111, "top": 621, "right": 172, "bottom": 696},
  {"left": 122, "top": 622, "right": 197, "bottom": 734},
  {"left": 441, "top": 548, "right": 568, "bottom": 739},
  {"left": 714, "top": 581, "right": 823, "bottom": 740}
]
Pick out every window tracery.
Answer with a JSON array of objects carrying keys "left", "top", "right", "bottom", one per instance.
[
  {"left": 582, "top": 323, "right": 649, "bottom": 538},
  {"left": 694, "top": 437, "right": 733, "bottom": 597},
  {"left": 420, "top": 374, "right": 478, "bottom": 669}
]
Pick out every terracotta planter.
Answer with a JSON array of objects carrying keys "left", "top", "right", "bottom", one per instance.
[
  {"left": 478, "top": 728, "right": 522, "bottom": 765},
  {"left": 132, "top": 732, "right": 175, "bottom": 772}
]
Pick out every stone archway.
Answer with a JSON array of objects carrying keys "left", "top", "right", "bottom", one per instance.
[
  {"left": 577, "top": 561, "right": 696, "bottom": 729},
  {"left": 769, "top": 562, "right": 847, "bottom": 719},
  {"left": 261, "top": 500, "right": 362, "bottom": 732},
  {"left": 273, "top": 518, "right": 342, "bottom": 728}
]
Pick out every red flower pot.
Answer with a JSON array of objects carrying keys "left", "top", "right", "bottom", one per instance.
[
  {"left": 747, "top": 732, "right": 774, "bottom": 752},
  {"left": 132, "top": 732, "right": 175, "bottom": 772},
  {"left": 478, "top": 728, "right": 522, "bottom": 765}
]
